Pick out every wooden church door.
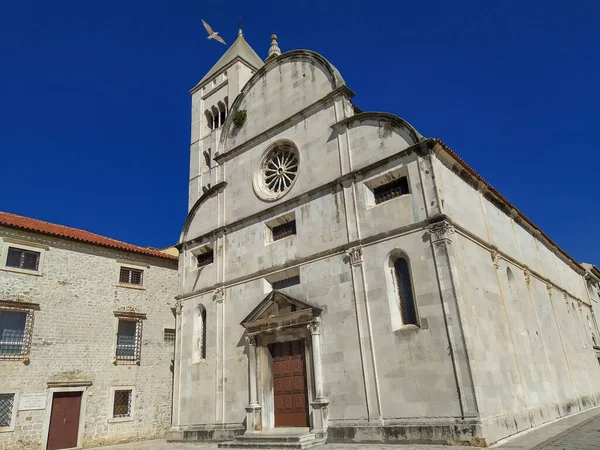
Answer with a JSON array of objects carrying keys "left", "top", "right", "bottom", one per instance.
[{"left": 269, "top": 340, "right": 309, "bottom": 427}]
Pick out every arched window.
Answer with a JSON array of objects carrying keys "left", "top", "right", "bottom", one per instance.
[
  {"left": 385, "top": 253, "right": 418, "bottom": 330},
  {"left": 217, "top": 100, "right": 226, "bottom": 127},
  {"left": 506, "top": 267, "right": 519, "bottom": 304},
  {"left": 193, "top": 305, "right": 207, "bottom": 362},
  {"left": 211, "top": 105, "right": 220, "bottom": 129},
  {"left": 205, "top": 110, "right": 214, "bottom": 131},
  {"left": 200, "top": 308, "right": 206, "bottom": 359},
  {"left": 393, "top": 257, "right": 417, "bottom": 326}
]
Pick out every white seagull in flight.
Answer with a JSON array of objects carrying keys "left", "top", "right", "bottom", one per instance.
[{"left": 202, "top": 19, "right": 226, "bottom": 45}]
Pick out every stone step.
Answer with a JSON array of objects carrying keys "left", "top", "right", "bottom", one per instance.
[
  {"left": 235, "top": 432, "right": 316, "bottom": 442},
  {"left": 218, "top": 434, "right": 325, "bottom": 449}
]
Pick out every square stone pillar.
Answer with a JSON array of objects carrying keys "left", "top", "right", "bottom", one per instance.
[
  {"left": 308, "top": 317, "right": 329, "bottom": 438},
  {"left": 245, "top": 335, "right": 262, "bottom": 433}
]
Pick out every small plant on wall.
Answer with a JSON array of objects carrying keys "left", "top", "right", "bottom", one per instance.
[{"left": 232, "top": 110, "right": 247, "bottom": 129}]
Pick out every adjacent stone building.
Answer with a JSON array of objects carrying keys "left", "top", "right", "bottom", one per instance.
[
  {"left": 169, "top": 30, "right": 600, "bottom": 448},
  {"left": 0, "top": 212, "right": 178, "bottom": 450}
]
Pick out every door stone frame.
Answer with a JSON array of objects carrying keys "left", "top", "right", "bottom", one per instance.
[
  {"left": 41, "top": 382, "right": 90, "bottom": 450},
  {"left": 241, "top": 291, "right": 328, "bottom": 439}
]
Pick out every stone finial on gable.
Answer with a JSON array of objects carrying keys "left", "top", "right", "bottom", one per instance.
[{"left": 266, "top": 34, "right": 281, "bottom": 61}]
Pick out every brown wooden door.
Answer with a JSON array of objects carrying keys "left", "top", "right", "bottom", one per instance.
[
  {"left": 270, "top": 340, "right": 309, "bottom": 427},
  {"left": 47, "top": 392, "right": 82, "bottom": 450}
]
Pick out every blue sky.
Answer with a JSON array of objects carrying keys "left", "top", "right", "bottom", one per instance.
[{"left": 1, "top": 1, "right": 598, "bottom": 262}]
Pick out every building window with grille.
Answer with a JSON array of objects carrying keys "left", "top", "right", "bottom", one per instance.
[
  {"left": 195, "top": 248, "right": 214, "bottom": 269},
  {"left": 0, "top": 303, "right": 37, "bottom": 361},
  {"left": 163, "top": 328, "right": 176, "bottom": 344},
  {"left": 1, "top": 241, "right": 46, "bottom": 275},
  {"left": 113, "top": 312, "right": 145, "bottom": 364},
  {"left": 373, "top": 177, "right": 409, "bottom": 204},
  {"left": 0, "top": 391, "right": 19, "bottom": 431},
  {"left": 119, "top": 266, "right": 144, "bottom": 286},
  {"left": 192, "top": 307, "right": 206, "bottom": 363},
  {"left": 6, "top": 247, "right": 40, "bottom": 271},
  {"left": 265, "top": 212, "right": 296, "bottom": 244},
  {"left": 272, "top": 275, "right": 300, "bottom": 290},
  {"left": 109, "top": 387, "right": 134, "bottom": 422},
  {"left": 393, "top": 257, "right": 418, "bottom": 326},
  {"left": 364, "top": 169, "right": 411, "bottom": 209}
]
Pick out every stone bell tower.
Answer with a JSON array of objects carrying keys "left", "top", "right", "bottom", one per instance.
[{"left": 188, "top": 28, "right": 264, "bottom": 210}]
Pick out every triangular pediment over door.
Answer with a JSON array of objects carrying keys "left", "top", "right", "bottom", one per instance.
[{"left": 241, "top": 290, "right": 322, "bottom": 334}]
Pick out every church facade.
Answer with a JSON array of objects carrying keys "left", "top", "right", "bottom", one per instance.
[{"left": 170, "top": 32, "right": 600, "bottom": 447}]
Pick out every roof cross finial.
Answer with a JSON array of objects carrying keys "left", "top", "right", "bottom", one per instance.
[{"left": 238, "top": 17, "right": 243, "bottom": 37}]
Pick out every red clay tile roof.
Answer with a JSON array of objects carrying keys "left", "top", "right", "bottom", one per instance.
[
  {"left": 0, "top": 211, "right": 178, "bottom": 261},
  {"left": 434, "top": 139, "right": 584, "bottom": 272}
]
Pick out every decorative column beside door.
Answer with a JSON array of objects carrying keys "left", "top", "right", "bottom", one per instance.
[
  {"left": 245, "top": 335, "right": 262, "bottom": 433},
  {"left": 308, "top": 316, "right": 329, "bottom": 438}
]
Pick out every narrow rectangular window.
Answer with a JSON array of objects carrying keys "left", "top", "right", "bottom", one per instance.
[
  {"left": 271, "top": 220, "right": 296, "bottom": 241},
  {"left": 119, "top": 267, "right": 143, "bottom": 286},
  {"left": 163, "top": 328, "right": 176, "bottom": 343},
  {"left": 196, "top": 249, "right": 214, "bottom": 268},
  {"left": 0, "top": 310, "right": 27, "bottom": 356},
  {"left": 0, "top": 393, "right": 15, "bottom": 427},
  {"left": 116, "top": 319, "right": 141, "bottom": 362},
  {"left": 272, "top": 275, "right": 300, "bottom": 290},
  {"left": 374, "top": 177, "right": 409, "bottom": 204},
  {"left": 6, "top": 247, "right": 40, "bottom": 271},
  {"left": 112, "top": 390, "right": 132, "bottom": 418}
]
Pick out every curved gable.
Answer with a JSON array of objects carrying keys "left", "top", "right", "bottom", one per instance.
[
  {"left": 219, "top": 50, "right": 346, "bottom": 155},
  {"left": 179, "top": 182, "right": 226, "bottom": 244}
]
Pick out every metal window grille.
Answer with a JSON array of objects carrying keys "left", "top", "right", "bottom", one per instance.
[
  {"left": 0, "top": 309, "right": 33, "bottom": 359},
  {"left": 196, "top": 250, "right": 214, "bottom": 268},
  {"left": 119, "top": 267, "right": 143, "bottom": 286},
  {"left": 271, "top": 220, "right": 296, "bottom": 241},
  {"left": 272, "top": 275, "right": 300, "bottom": 290},
  {"left": 373, "top": 177, "right": 409, "bottom": 205},
  {"left": 0, "top": 393, "right": 15, "bottom": 427},
  {"left": 393, "top": 258, "right": 417, "bottom": 325},
  {"left": 198, "top": 309, "right": 206, "bottom": 359},
  {"left": 112, "top": 390, "right": 132, "bottom": 418},
  {"left": 115, "top": 319, "right": 141, "bottom": 363},
  {"left": 6, "top": 247, "right": 40, "bottom": 271},
  {"left": 163, "top": 328, "right": 176, "bottom": 343}
]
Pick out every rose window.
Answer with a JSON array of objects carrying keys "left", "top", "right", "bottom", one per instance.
[{"left": 260, "top": 144, "right": 299, "bottom": 195}]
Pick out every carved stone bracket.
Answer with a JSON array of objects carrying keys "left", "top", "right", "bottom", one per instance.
[
  {"left": 428, "top": 221, "right": 454, "bottom": 244},
  {"left": 175, "top": 299, "right": 183, "bottom": 315},
  {"left": 213, "top": 287, "right": 225, "bottom": 303},
  {"left": 546, "top": 283, "right": 553, "bottom": 296},
  {"left": 490, "top": 247, "right": 502, "bottom": 270},
  {"left": 523, "top": 268, "right": 531, "bottom": 285},
  {"left": 347, "top": 247, "right": 363, "bottom": 265},
  {"left": 245, "top": 335, "right": 256, "bottom": 346}
]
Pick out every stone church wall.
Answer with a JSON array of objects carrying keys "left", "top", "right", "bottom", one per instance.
[
  {"left": 359, "top": 232, "right": 463, "bottom": 419},
  {"left": 0, "top": 229, "right": 177, "bottom": 450},
  {"left": 434, "top": 158, "right": 600, "bottom": 444}
]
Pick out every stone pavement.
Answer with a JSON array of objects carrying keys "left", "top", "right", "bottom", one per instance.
[
  {"left": 86, "top": 407, "right": 600, "bottom": 450},
  {"left": 493, "top": 406, "right": 600, "bottom": 449}
]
